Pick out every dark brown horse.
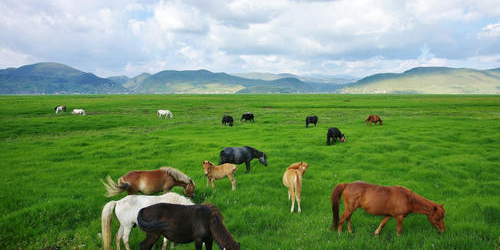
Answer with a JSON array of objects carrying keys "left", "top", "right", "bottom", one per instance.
[
  {"left": 137, "top": 203, "right": 240, "bottom": 250},
  {"left": 365, "top": 115, "right": 383, "bottom": 125},
  {"left": 331, "top": 181, "right": 445, "bottom": 235},
  {"left": 102, "top": 167, "right": 195, "bottom": 198}
]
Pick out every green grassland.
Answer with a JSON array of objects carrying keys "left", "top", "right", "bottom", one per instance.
[{"left": 0, "top": 94, "right": 499, "bottom": 250}]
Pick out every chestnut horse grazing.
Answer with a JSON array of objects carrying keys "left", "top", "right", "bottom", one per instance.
[
  {"left": 331, "top": 181, "right": 445, "bottom": 235},
  {"left": 282, "top": 162, "right": 309, "bottom": 213},
  {"left": 102, "top": 167, "right": 195, "bottom": 198},
  {"left": 202, "top": 161, "right": 237, "bottom": 190},
  {"left": 137, "top": 203, "right": 240, "bottom": 250},
  {"left": 365, "top": 115, "right": 383, "bottom": 125},
  {"left": 101, "top": 192, "right": 194, "bottom": 250}
]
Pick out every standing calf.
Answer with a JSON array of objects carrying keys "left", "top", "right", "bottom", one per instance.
[{"left": 202, "top": 161, "right": 237, "bottom": 190}]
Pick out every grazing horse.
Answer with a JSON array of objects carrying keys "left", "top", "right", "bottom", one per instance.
[
  {"left": 326, "top": 127, "right": 345, "bottom": 145},
  {"left": 220, "top": 146, "right": 267, "bottom": 173},
  {"left": 137, "top": 203, "right": 240, "bottom": 250},
  {"left": 202, "top": 161, "right": 237, "bottom": 190},
  {"left": 222, "top": 116, "right": 233, "bottom": 126},
  {"left": 157, "top": 110, "right": 174, "bottom": 119},
  {"left": 101, "top": 192, "right": 194, "bottom": 250},
  {"left": 365, "top": 115, "right": 383, "bottom": 125},
  {"left": 282, "top": 162, "right": 309, "bottom": 213},
  {"left": 72, "top": 109, "right": 86, "bottom": 115},
  {"left": 102, "top": 167, "right": 195, "bottom": 198},
  {"left": 240, "top": 112, "right": 254, "bottom": 122},
  {"left": 305, "top": 116, "right": 318, "bottom": 128},
  {"left": 331, "top": 181, "right": 445, "bottom": 235},
  {"left": 54, "top": 105, "right": 66, "bottom": 114}
]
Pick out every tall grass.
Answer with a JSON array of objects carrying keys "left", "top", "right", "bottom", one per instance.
[{"left": 0, "top": 94, "right": 499, "bottom": 249}]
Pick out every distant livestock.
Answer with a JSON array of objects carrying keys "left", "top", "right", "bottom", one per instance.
[
  {"left": 72, "top": 109, "right": 85, "bottom": 115},
  {"left": 220, "top": 146, "right": 267, "bottom": 173},
  {"left": 283, "top": 162, "right": 309, "bottom": 213},
  {"left": 240, "top": 112, "right": 254, "bottom": 122},
  {"left": 306, "top": 116, "right": 318, "bottom": 128},
  {"left": 222, "top": 115, "right": 234, "bottom": 126},
  {"left": 365, "top": 115, "right": 383, "bottom": 125},
  {"left": 202, "top": 161, "right": 237, "bottom": 190},
  {"left": 54, "top": 105, "right": 66, "bottom": 114},
  {"left": 326, "top": 127, "right": 345, "bottom": 145},
  {"left": 331, "top": 181, "right": 446, "bottom": 235},
  {"left": 157, "top": 109, "right": 173, "bottom": 119}
]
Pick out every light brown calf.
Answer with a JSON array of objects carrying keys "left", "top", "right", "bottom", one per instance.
[{"left": 202, "top": 161, "right": 237, "bottom": 190}]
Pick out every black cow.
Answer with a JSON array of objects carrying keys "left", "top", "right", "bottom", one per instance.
[
  {"left": 306, "top": 116, "right": 318, "bottom": 128},
  {"left": 220, "top": 146, "right": 267, "bottom": 173},
  {"left": 222, "top": 115, "right": 233, "bottom": 126},
  {"left": 240, "top": 112, "right": 254, "bottom": 122},
  {"left": 326, "top": 127, "right": 345, "bottom": 145}
]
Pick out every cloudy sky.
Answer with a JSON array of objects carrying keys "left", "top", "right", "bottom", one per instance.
[{"left": 0, "top": 0, "right": 499, "bottom": 78}]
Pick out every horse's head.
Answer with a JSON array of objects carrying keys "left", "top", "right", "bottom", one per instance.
[
  {"left": 223, "top": 242, "right": 240, "bottom": 250},
  {"left": 202, "top": 161, "right": 214, "bottom": 176},
  {"left": 428, "top": 204, "right": 445, "bottom": 233},
  {"left": 184, "top": 179, "right": 195, "bottom": 198},
  {"left": 299, "top": 162, "right": 309, "bottom": 173},
  {"left": 379, "top": 119, "right": 383, "bottom": 125},
  {"left": 340, "top": 134, "right": 345, "bottom": 142},
  {"left": 258, "top": 152, "right": 268, "bottom": 166}
]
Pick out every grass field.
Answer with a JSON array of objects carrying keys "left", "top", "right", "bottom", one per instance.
[{"left": 0, "top": 94, "right": 499, "bottom": 250}]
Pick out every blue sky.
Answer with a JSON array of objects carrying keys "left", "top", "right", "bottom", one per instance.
[{"left": 0, "top": 0, "right": 499, "bottom": 78}]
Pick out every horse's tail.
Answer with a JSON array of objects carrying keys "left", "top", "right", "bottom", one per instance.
[
  {"left": 206, "top": 203, "right": 238, "bottom": 249},
  {"left": 101, "top": 175, "right": 129, "bottom": 197},
  {"left": 331, "top": 183, "right": 346, "bottom": 231},
  {"left": 294, "top": 171, "right": 302, "bottom": 198},
  {"left": 101, "top": 200, "right": 117, "bottom": 250}
]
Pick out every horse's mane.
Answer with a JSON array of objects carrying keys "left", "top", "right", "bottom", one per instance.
[
  {"left": 287, "top": 162, "right": 306, "bottom": 170},
  {"left": 204, "top": 203, "right": 239, "bottom": 249},
  {"left": 397, "top": 186, "right": 437, "bottom": 213},
  {"left": 160, "top": 167, "right": 192, "bottom": 184}
]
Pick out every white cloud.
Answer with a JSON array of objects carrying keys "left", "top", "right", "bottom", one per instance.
[{"left": 478, "top": 22, "right": 500, "bottom": 38}]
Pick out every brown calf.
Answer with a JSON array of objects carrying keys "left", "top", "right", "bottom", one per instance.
[{"left": 202, "top": 161, "right": 237, "bottom": 190}]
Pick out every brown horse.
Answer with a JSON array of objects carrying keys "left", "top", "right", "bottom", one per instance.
[
  {"left": 365, "top": 115, "right": 383, "bottom": 125},
  {"left": 282, "top": 162, "right": 309, "bottom": 213},
  {"left": 202, "top": 161, "right": 237, "bottom": 190},
  {"left": 102, "top": 167, "right": 195, "bottom": 198},
  {"left": 331, "top": 181, "right": 445, "bottom": 235}
]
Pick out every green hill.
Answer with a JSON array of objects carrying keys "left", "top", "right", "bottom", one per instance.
[
  {"left": 120, "top": 69, "right": 328, "bottom": 93},
  {"left": 0, "top": 62, "right": 129, "bottom": 94},
  {"left": 339, "top": 67, "right": 500, "bottom": 94}
]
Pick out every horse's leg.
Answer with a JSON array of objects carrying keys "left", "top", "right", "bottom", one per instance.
[
  {"left": 194, "top": 240, "right": 204, "bottom": 250},
  {"left": 289, "top": 185, "right": 295, "bottom": 213},
  {"left": 374, "top": 216, "right": 392, "bottom": 235},
  {"left": 395, "top": 215, "right": 404, "bottom": 235},
  {"left": 229, "top": 174, "right": 236, "bottom": 190},
  {"left": 161, "top": 237, "right": 167, "bottom": 250},
  {"left": 245, "top": 161, "right": 250, "bottom": 173},
  {"left": 206, "top": 177, "right": 210, "bottom": 187},
  {"left": 116, "top": 226, "right": 124, "bottom": 250},
  {"left": 123, "top": 226, "right": 133, "bottom": 250},
  {"left": 338, "top": 207, "right": 355, "bottom": 233},
  {"left": 139, "top": 232, "right": 161, "bottom": 250},
  {"left": 211, "top": 178, "right": 215, "bottom": 189}
]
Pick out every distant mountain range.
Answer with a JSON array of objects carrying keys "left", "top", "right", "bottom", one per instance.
[
  {"left": 0, "top": 62, "right": 499, "bottom": 94},
  {"left": 339, "top": 67, "right": 500, "bottom": 94},
  {"left": 0, "top": 62, "right": 128, "bottom": 94}
]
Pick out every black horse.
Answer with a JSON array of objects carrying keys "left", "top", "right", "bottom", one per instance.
[
  {"left": 220, "top": 146, "right": 267, "bottom": 173},
  {"left": 306, "top": 116, "right": 318, "bottom": 128},
  {"left": 326, "top": 127, "right": 345, "bottom": 145},
  {"left": 222, "top": 116, "right": 233, "bottom": 126},
  {"left": 240, "top": 112, "right": 254, "bottom": 122},
  {"left": 137, "top": 203, "right": 240, "bottom": 250}
]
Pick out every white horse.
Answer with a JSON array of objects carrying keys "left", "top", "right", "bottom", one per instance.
[
  {"left": 157, "top": 109, "right": 173, "bottom": 119},
  {"left": 101, "top": 192, "right": 193, "bottom": 250},
  {"left": 72, "top": 109, "right": 86, "bottom": 115}
]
